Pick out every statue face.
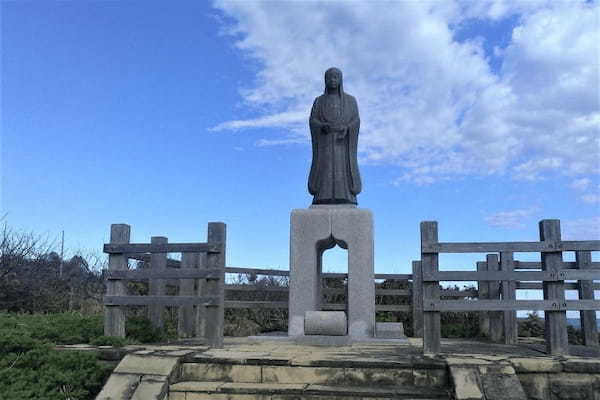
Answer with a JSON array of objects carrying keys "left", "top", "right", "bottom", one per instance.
[{"left": 325, "top": 70, "right": 341, "bottom": 90}]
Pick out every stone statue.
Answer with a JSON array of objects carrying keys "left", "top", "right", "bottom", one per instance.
[{"left": 308, "top": 67, "right": 362, "bottom": 205}]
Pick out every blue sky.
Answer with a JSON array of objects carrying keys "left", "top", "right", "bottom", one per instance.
[{"left": 2, "top": 0, "right": 599, "bottom": 301}]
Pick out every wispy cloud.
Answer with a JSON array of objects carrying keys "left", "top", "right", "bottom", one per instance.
[
  {"left": 210, "top": 110, "right": 306, "bottom": 132},
  {"left": 581, "top": 190, "right": 600, "bottom": 204},
  {"left": 570, "top": 178, "right": 591, "bottom": 191},
  {"left": 212, "top": 0, "right": 599, "bottom": 187},
  {"left": 562, "top": 216, "right": 600, "bottom": 240},
  {"left": 484, "top": 207, "right": 540, "bottom": 229}
]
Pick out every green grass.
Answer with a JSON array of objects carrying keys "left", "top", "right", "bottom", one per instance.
[
  {"left": 0, "top": 313, "right": 112, "bottom": 400},
  {"left": 0, "top": 311, "right": 178, "bottom": 400}
]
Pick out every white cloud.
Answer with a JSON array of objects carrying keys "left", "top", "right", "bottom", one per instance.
[
  {"left": 571, "top": 177, "right": 591, "bottom": 191},
  {"left": 484, "top": 207, "right": 540, "bottom": 229},
  {"left": 581, "top": 187, "right": 600, "bottom": 204},
  {"left": 513, "top": 158, "right": 563, "bottom": 181},
  {"left": 210, "top": 110, "right": 306, "bottom": 131},
  {"left": 212, "top": 0, "right": 599, "bottom": 187},
  {"left": 562, "top": 216, "right": 600, "bottom": 240},
  {"left": 570, "top": 178, "right": 600, "bottom": 203}
]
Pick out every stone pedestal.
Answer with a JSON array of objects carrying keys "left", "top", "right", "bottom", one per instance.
[{"left": 288, "top": 205, "right": 375, "bottom": 339}]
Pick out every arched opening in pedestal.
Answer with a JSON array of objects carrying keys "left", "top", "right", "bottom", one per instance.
[{"left": 319, "top": 244, "right": 348, "bottom": 312}]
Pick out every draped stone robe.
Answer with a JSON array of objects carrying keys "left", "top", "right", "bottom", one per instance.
[{"left": 308, "top": 91, "right": 362, "bottom": 204}]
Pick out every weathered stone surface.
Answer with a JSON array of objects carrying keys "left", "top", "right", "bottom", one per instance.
[
  {"left": 344, "top": 367, "right": 414, "bottom": 386},
  {"left": 518, "top": 373, "right": 550, "bottom": 400},
  {"left": 308, "top": 67, "right": 362, "bottom": 205},
  {"left": 480, "top": 369, "right": 527, "bottom": 400},
  {"left": 170, "top": 381, "right": 224, "bottom": 392},
  {"left": 130, "top": 379, "right": 168, "bottom": 400},
  {"left": 304, "top": 311, "right": 347, "bottom": 336},
  {"left": 295, "top": 334, "right": 351, "bottom": 346},
  {"left": 288, "top": 207, "right": 330, "bottom": 338},
  {"left": 562, "top": 358, "right": 600, "bottom": 374},
  {"left": 164, "top": 349, "right": 196, "bottom": 357},
  {"left": 95, "top": 373, "right": 140, "bottom": 400},
  {"left": 375, "top": 322, "right": 405, "bottom": 339},
  {"left": 167, "top": 392, "right": 186, "bottom": 400},
  {"left": 261, "top": 365, "right": 345, "bottom": 385},
  {"left": 304, "top": 384, "right": 397, "bottom": 396},
  {"left": 413, "top": 367, "right": 448, "bottom": 387},
  {"left": 446, "top": 357, "right": 491, "bottom": 366},
  {"left": 450, "top": 367, "right": 483, "bottom": 400},
  {"left": 114, "top": 355, "right": 179, "bottom": 378},
  {"left": 549, "top": 375, "right": 594, "bottom": 400},
  {"left": 184, "top": 394, "right": 268, "bottom": 400},
  {"left": 289, "top": 207, "right": 374, "bottom": 339},
  {"left": 511, "top": 357, "right": 563, "bottom": 373},
  {"left": 219, "top": 382, "right": 307, "bottom": 394},
  {"left": 180, "top": 363, "right": 262, "bottom": 383}
]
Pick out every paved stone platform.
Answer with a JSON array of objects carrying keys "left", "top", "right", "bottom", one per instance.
[{"left": 83, "top": 337, "right": 600, "bottom": 399}]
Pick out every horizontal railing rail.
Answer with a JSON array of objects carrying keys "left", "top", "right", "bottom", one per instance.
[
  {"left": 104, "top": 295, "right": 220, "bottom": 307},
  {"left": 424, "top": 299, "right": 600, "bottom": 312},
  {"left": 419, "top": 219, "right": 599, "bottom": 357},
  {"left": 422, "top": 270, "right": 600, "bottom": 282},
  {"left": 106, "top": 268, "right": 223, "bottom": 280},
  {"left": 104, "top": 242, "right": 222, "bottom": 254},
  {"left": 422, "top": 240, "right": 600, "bottom": 253},
  {"left": 102, "top": 222, "right": 226, "bottom": 348}
]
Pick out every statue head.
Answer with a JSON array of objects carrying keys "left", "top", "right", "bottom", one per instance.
[{"left": 324, "top": 67, "right": 343, "bottom": 93}]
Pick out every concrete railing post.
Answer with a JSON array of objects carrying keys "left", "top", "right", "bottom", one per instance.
[
  {"left": 487, "top": 254, "right": 503, "bottom": 343},
  {"left": 540, "top": 219, "right": 568, "bottom": 355},
  {"left": 421, "top": 221, "right": 440, "bottom": 355},
  {"left": 205, "top": 222, "right": 225, "bottom": 348},
  {"left": 576, "top": 250, "right": 598, "bottom": 347},
  {"left": 104, "top": 224, "right": 130, "bottom": 337},
  {"left": 477, "top": 260, "right": 490, "bottom": 338},
  {"left": 412, "top": 260, "right": 424, "bottom": 338},
  {"left": 178, "top": 252, "right": 199, "bottom": 338},
  {"left": 148, "top": 236, "right": 167, "bottom": 329},
  {"left": 500, "top": 251, "right": 517, "bottom": 344},
  {"left": 195, "top": 252, "right": 208, "bottom": 339}
]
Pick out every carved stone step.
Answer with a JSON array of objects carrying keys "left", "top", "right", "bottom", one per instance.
[
  {"left": 179, "top": 362, "right": 448, "bottom": 387},
  {"left": 169, "top": 381, "right": 452, "bottom": 399}
]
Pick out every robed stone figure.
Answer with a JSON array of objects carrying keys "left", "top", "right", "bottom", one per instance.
[{"left": 308, "top": 67, "right": 362, "bottom": 205}]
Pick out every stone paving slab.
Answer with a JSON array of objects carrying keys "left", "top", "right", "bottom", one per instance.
[
  {"left": 130, "top": 379, "right": 168, "bottom": 400},
  {"left": 170, "top": 381, "right": 225, "bottom": 392},
  {"left": 169, "top": 381, "right": 450, "bottom": 399},
  {"left": 96, "top": 373, "right": 140, "bottom": 400},
  {"left": 115, "top": 355, "right": 180, "bottom": 376},
  {"left": 219, "top": 382, "right": 308, "bottom": 395},
  {"left": 91, "top": 336, "right": 600, "bottom": 400}
]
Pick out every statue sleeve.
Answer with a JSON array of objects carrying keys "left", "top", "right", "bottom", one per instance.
[
  {"left": 308, "top": 97, "right": 321, "bottom": 195},
  {"left": 348, "top": 96, "right": 362, "bottom": 195}
]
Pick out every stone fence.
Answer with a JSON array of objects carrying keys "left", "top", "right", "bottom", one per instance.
[
  {"left": 417, "top": 219, "right": 600, "bottom": 355},
  {"left": 103, "top": 222, "right": 226, "bottom": 348},
  {"left": 101, "top": 219, "right": 599, "bottom": 356}
]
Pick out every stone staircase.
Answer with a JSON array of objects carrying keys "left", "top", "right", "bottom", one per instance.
[{"left": 168, "top": 349, "right": 452, "bottom": 399}]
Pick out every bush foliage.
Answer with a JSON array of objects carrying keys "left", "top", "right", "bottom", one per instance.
[
  {"left": 0, "top": 313, "right": 113, "bottom": 400},
  {"left": 0, "top": 312, "right": 181, "bottom": 400}
]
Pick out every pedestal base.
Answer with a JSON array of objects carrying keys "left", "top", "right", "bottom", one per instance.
[{"left": 288, "top": 206, "right": 375, "bottom": 339}]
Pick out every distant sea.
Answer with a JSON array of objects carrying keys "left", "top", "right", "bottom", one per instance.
[
  {"left": 566, "top": 318, "right": 600, "bottom": 329},
  {"left": 519, "top": 318, "right": 600, "bottom": 329}
]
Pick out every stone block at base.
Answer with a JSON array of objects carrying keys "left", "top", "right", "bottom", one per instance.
[
  {"left": 376, "top": 322, "right": 405, "bottom": 339},
  {"left": 304, "top": 311, "right": 347, "bottom": 336}
]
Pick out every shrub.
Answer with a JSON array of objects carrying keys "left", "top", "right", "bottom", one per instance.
[
  {"left": 89, "top": 335, "right": 127, "bottom": 347},
  {"left": 125, "top": 315, "right": 164, "bottom": 343},
  {"left": 0, "top": 312, "right": 103, "bottom": 345},
  {"left": 0, "top": 337, "right": 112, "bottom": 400}
]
